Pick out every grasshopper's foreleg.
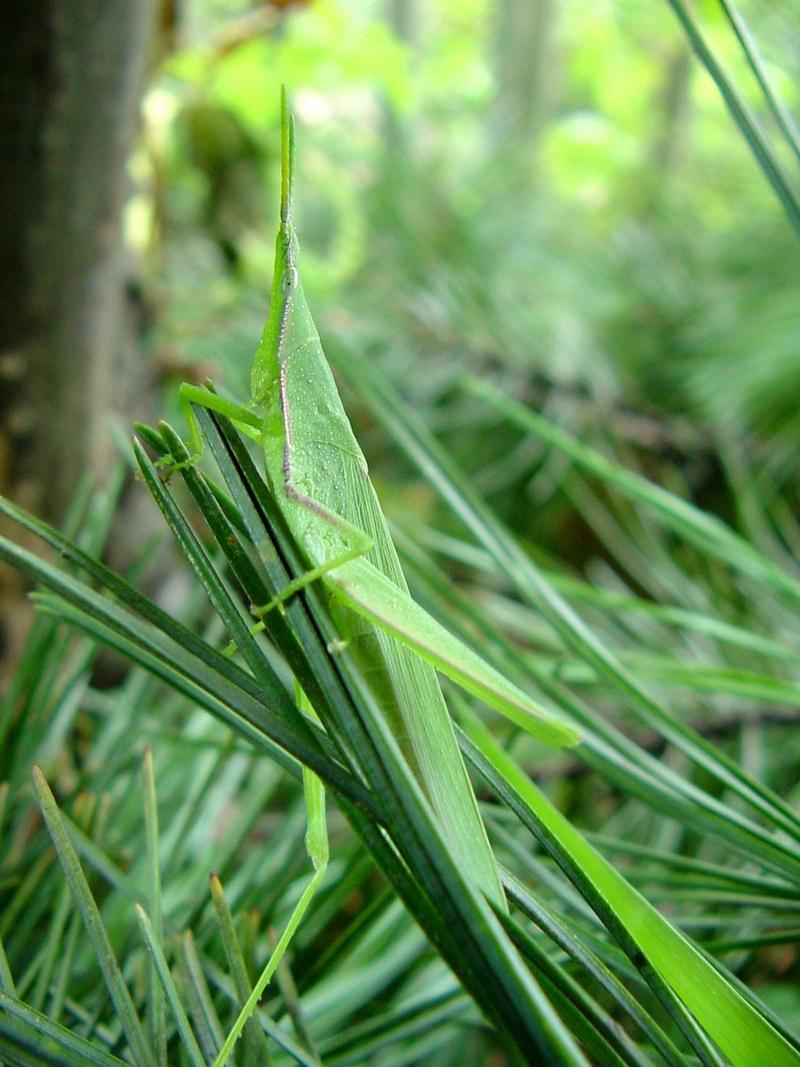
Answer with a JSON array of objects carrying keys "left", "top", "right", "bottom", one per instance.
[
  {"left": 156, "top": 384, "right": 263, "bottom": 476},
  {"left": 213, "top": 690, "right": 328, "bottom": 1067}
]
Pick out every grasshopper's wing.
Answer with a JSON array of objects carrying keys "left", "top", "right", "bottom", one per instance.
[{"left": 326, "top": 557, "right": 580, "bottom": 748}]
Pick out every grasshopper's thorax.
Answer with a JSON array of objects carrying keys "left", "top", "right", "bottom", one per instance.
[{"left": 250, "top": 222, "right": 298, "bottom": 410}]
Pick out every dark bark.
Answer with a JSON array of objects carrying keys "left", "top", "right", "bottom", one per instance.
[
  {"left": 0, "top": 0, "right": 154, "bottom": 522},
  {"left": 0, "top": 1, "right": 155, "bottom": 667},
  {"left": 492, "top": 0, "right": 556, "bottom": 152},
  {"left": 388, "top": 0, "right": 417, "bottom": 46},
  {"left": 650, "top": 44, "right": 692, "bottom": 180}
]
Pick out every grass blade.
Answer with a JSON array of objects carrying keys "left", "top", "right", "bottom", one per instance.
[
  {"left": 32, "top": 766, "right": 155, "bottom": 1066},
  {"left": 662, "top": 0, "right": 800, "bottom": 236},
  {"left": 135, "top": 905, "right": 207, "bottom": 1067},
  {"left": 460, "top": 716, "right": 800, "bottom": 1067},
  {"left": 209, "top": 874, "right": 273, "bottom": 1066},
  {"left": 0, "top": 990, "right": 126, "bottom": 1067},
  {"left": 717, "top": 0, "right": 800, "bottom": 165},
  {"left": 177, "top": 931, "right": 224, "bottom": 1062},
  {"left": 142, "top": 749, "right": 167, "bottom": 1067}
]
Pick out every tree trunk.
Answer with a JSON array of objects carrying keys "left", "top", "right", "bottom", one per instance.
[
  {"left": 650, "top": 45, "right": 692, "bottom": 181},
  {"left": 0, "top": 0, "right": 155, "bottom": 519},
  {"left": 491, "top": 0, "right": 557, "bottom": 154},
  {"left": 0, "top": 1, "right": 155, "bottom": 666}
]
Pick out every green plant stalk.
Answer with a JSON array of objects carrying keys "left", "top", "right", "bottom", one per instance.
[
  {"left": 717, "top": 0, "right": 800, "bottom": 165},
  {"left": 462, "top": 715, "right": 800, "bottom": 1067},
  {"left": 662, "top": 0, "right": 800, "bottom": 237}
]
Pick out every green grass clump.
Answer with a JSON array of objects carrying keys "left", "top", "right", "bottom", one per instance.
[{"left": 1, "top": 351, "right": 800, "bottom": 1063}]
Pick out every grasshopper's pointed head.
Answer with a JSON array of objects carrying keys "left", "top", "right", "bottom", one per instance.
[
  {"left": 280, "top": 85, "right": 296, "bottom": 226},
  {"left": 250, "top": 87, "right": 299, "bottom": 406}
]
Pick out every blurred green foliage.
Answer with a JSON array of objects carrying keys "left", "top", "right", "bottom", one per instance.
[{"left": 134, "top": 0, "right": 800, "bottom": 540}]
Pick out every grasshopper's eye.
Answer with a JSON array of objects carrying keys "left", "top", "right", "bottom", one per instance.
[{"left": 282, "top": 267, "right": 298, "bottom": 296}]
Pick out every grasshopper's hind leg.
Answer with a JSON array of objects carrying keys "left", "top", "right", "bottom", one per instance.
[
  {"left": 251, "top": 522, "right": 372, "bottom": 620},
  {"left": 213, "top": 689, "right": 328, "bottom": 1067},
  {"left": 251, "top": 481, "right": 374, "bottom": 618}
]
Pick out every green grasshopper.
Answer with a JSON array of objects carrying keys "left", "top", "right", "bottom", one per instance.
[{"left": 169, "top": 89, "right": 579, "bottom": 1063}]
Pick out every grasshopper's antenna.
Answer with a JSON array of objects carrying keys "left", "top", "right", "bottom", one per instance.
[{"left": 280, "top": 85, "right": 295, "bottom": 226}]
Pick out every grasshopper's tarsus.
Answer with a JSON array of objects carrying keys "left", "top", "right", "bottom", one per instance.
[
  {"left": 223, "top": 619, "right": 268, "bottom": 658},
  {"left": 153, "top": 449, "right": 203, "bottom": 481}
]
